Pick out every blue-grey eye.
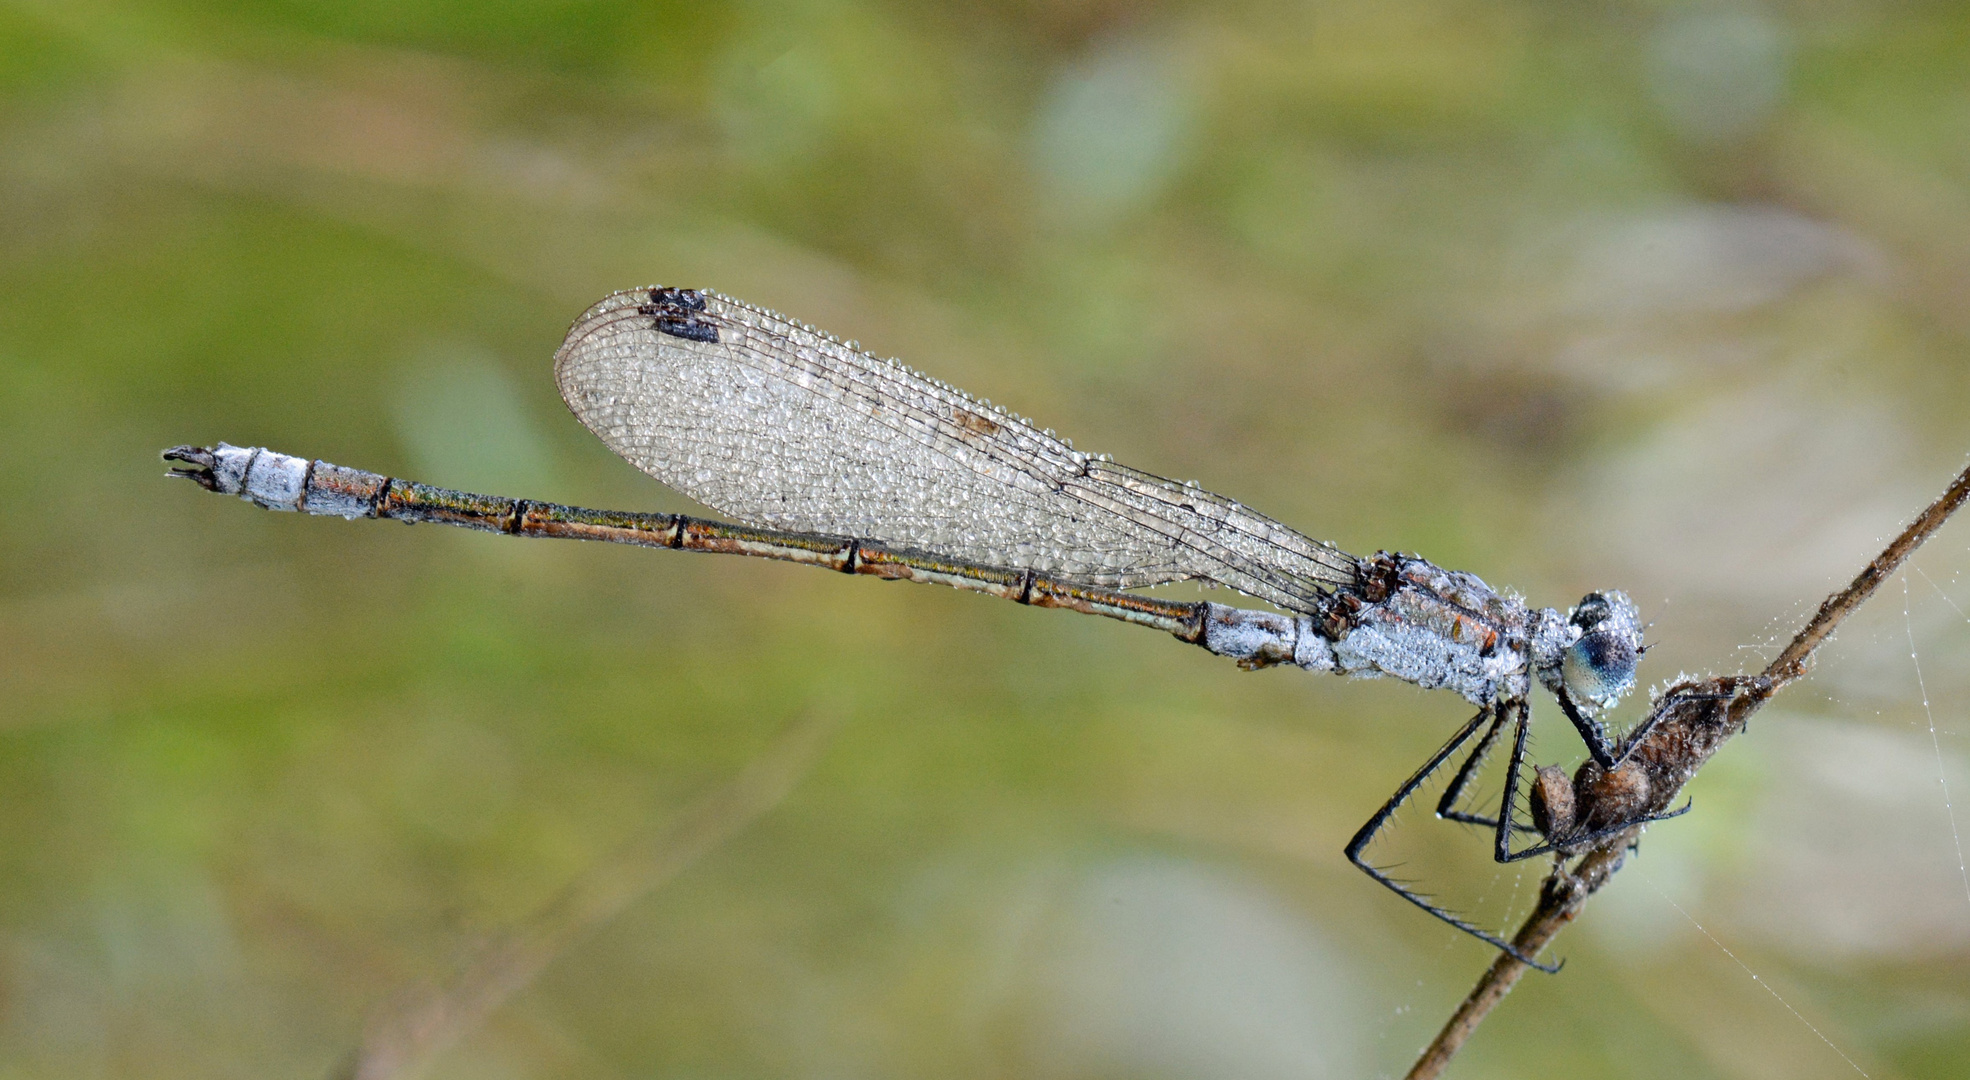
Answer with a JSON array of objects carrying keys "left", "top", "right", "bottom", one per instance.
[{"left": 1560, "top": 591, "right": 1642, "bottom": 709}]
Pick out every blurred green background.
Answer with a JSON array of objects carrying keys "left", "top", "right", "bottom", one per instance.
[{"left": 5, "top": 1, "right": 1970, "bottom": 1077}]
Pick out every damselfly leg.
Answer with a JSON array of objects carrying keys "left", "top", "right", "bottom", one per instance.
[{"left": 1344, "top": 699, "right": 1561, "bottom": 973}]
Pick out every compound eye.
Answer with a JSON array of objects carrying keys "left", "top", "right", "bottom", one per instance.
[
  {"left": 1563, "top": 630, "right": 1637, "bottom": 705},
  {"left": 1561, "top": 591, "right": 1643, "bottom": 710}
]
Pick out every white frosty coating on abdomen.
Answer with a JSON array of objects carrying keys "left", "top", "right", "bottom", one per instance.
[
  {"left": 194, "top": 444, "right": 377, "bottom": 519},
  {"left": 200, "top": 443, "right": 310, "bottom": 511},
  {"left": 1201, "top": 606, "right": 1330, "bottom": 668},
  {"left": 1294, "top": 621, "right": 1336, "bottom": 671}
]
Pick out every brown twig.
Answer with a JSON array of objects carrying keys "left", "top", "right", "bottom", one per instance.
[
  {"left": 334, "top": 709, "right": 841, "bottom": 1080},
  {"left": 1406, "top": 458, "right": 1970, "bottom": 1080}
]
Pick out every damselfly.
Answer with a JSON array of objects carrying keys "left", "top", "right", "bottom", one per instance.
[{"left": 166, "top": 286, "right": 1679, "bottom": 969}]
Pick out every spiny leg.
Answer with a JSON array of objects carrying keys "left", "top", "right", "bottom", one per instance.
[
  {"left": 1435, "top": 705, "right": 1537, "bottom": 833},
  {"left": 1493, "top": 696, "right": 1570, "bottom": 863},
  {"left": 1345, "top": 702, "right": 1560, "bottom": 973}
]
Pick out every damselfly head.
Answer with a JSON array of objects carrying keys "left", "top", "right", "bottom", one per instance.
[{"left": 1560, "top": 591, "right": 1643, "bottom": 712}]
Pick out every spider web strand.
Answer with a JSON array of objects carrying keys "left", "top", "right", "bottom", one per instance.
[
  {"left": 1642, "top": 875, "right": 1870, "bottom": 1078},
  {"left": 1905, "top": 572, "right": 1970, "bottom": 916}
]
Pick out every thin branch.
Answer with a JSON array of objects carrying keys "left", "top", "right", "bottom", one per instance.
[
  {"left": 334, "top": 709, "right": 841, "bottom": 1080},
  {"left": 1406, "top": 456, "right": 1970, "bottom": 1080},
  {"left": 1759, "top": 461, "right": 1970, "bottom": 692}
]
